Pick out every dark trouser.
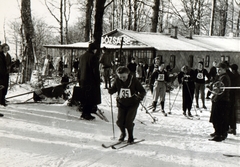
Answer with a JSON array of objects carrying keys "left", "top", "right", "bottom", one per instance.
[
  {"left": 103, "top": 68, "right": 111, "bottom": 88},
  {"left": 182, "top": 84, "right": 194, "bottom": 112},
  {"left": 117, "top": 104, "right": 139, "bottom": 138},
  {"left": 195, "top": 83, "right": 205, "bottom": 106},
  {"left": 210, "top": 101, "right": 230, "bottom": 137}
]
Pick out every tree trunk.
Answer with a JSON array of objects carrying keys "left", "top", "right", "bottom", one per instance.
[
  {"left": 85, "top": 0, "right": 94, "bottom": 42},
  {"left": 209, "top": 0, "right": 216, "bottom": 36},
  {"left": 133, "top": 0, "right": 137, "bottom": 31},
  {"left": 128, "top": 0, "right": 132, "bottom": 30},
  {"left": 219, "top": 0, "right": 228, "bottom": 36},
  {"left": 60, "top": 0, "right": 64, "bottom": 44},
  {"left": 151, "top": 0, "right": 160, "bottom": 32},
  {"left": 93, "top": 0, "right": 106, "bottom": 57},
  {"left": 237, "top": 10, "right": 240, "bottom": 37},
  {"left": 21, "top": 0, "right": 35, "bottom": 82}
]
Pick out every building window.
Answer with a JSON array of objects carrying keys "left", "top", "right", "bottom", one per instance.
[
  {"left": 225, "top": 56, "right": 230, "bottom": 63},
  {"left": 205, "top": 55, "right": 210, "bottom": 67},
  {"left": 188, "top": 55, "right": 193, "bottom": 68},
  {"left": 221, "top": 55, "right": 225, "bottom": 62},
  {"left": 170, "top": 55, "right": 176, "bottom": 68}
]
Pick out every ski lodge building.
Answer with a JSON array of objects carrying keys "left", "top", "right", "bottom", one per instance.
[{"left": 44, "top": 29, "right": 240, "bottom": 72}]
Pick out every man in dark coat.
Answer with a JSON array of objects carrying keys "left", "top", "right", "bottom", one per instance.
[
  {"left": 209, "top": 62, "right": 231, "bottom": 142},
  {"left": 228, "top": 64, "right": 240, "bottom": 135},
  {"left": 0, "top": 43, "right": 11, "bottom": 107},
  {"left": 78, "top": 43, "right": 101, "bottom": 120}
]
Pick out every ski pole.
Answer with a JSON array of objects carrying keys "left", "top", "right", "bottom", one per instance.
[
  {"left": 140, "top": 101, "right": 158, "bottom": 124},
  {"left": 169, "top": 86, "right": 181, "bottom": 112},
  {"left": 110, "top": 94, "right": 116, "bottom": 139}
]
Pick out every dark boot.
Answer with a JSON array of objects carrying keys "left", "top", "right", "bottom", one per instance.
[
  {"left": 118, "top": 127, "right": 126, "bottom": 141},
  {"left": 183, "top": 111, "right": 186, "bottom": 116},
  {"left": 152, "top": 101, "right": 157, "bottom": 111},
  {"left": 160, "top": 101, "right": 165, "bottom": 113},
  {"left": 195, "top": 98, "right": 199, "bottom": 108},
  {"left": 127, "top": 128, "right": 134, "bottom": 144},
  {"left": 188, "top": 111, "right": 193, "bottom": 117}
]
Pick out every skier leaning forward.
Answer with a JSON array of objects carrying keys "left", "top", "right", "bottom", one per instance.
[
  {"left": 108, "top": 66, "right": 146, "bottom": 143},
  {"left": 150, "top": 62, "right": 169, "bottom": 114}
]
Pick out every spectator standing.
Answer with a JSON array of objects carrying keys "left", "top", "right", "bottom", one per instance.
[
  {"left": 77, "top": 43, "right": 101, "bottom": 120},
  {"left": 209, "top": 62, "right": 231, "bottom": 142},
  {"left": 228, "top": 64, "right": 240, "bottom": 135},
  {"left": 194, "top": 61, "right": 209, "bottom": 109},
  {"left": 0, "top": 43, "right": 11, "bottom": 106}
]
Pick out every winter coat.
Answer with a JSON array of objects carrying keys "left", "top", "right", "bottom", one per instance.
[
  {"left": 99, "top": 51, "right": 112, "bottom": 68},
  {"left": 77, "top": 50, "right": 101, "bottom": 105},
  {"left": 136, "top": 64, "right": 144, "bottom": 78},
  {"left": 232, "top": 72, "right": 240, "bottom": 123},
  {"left": 108, "top": 75, "right": 146, "bottom": 108},
  {"left": 0, "top": 52, "right": 8, "bottom": 85}
]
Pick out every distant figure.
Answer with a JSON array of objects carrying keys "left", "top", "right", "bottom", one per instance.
[
  {"left": 136, "top": 61, "right": 145, "bottom": 83},
  {"left": 0, "top": 43, "right": 11, "bottom": 107},
  {"left": 127, "top": 57, "right": 137, "bottom": 77},
  {"left": 77, "top": 43, "right": 101, "bottom": 120},
  {"left": 73, "top": 58, "right": 79, "bottom": 73},
  {"left": 58, "top": 57, "right": 64, "bottom": 76},
  {"left": 146, "top": 56, "right": 161, "bottom": 86},
  {"left": 206, "top": 61, "right": 217, "bottom": 99},
  {"left": 99, "top": 47, "right": 112, "bottom": 89}
]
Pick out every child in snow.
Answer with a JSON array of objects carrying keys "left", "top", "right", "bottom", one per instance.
[
  {"left": 150, "top": 62, "right": 169, "bottom": 114},
  {"left": 108, "top": 66, "right": 146, "bottom": 143},
  {"left": 178, "top": 65, "right": 195, "bottom": 117}
]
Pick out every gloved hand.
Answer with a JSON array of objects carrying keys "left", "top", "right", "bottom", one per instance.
[{"left": 134, "top": 94, "right": 143, "bottom": 102}]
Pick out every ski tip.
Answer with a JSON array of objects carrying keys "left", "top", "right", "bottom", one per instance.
[{"left": 111, "top": 146, "right": 117, "bottom": 149}]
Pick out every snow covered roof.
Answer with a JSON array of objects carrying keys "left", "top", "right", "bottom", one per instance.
[
  {"left": 44, "top": 42, "right": 154, "bottom": 50},
  {"left": 44, "top": 29, "right": 240, "bottom": 52},
  {"left": 113, "top": 29, "right": 240, "bottom": 52}
]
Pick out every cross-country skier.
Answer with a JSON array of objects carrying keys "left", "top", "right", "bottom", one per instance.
[
  {"left": 194, "top": 61, "right": 209, "bottom": 109},
  {"left": 150, "top": 62, "right": 169, "bottom": 115},
  {"left": 178, "top": 65, "right": 195, "bottom": 117},
  {"left": 209, "top": 62, "right": 231, "bottom": 142},
  {"left": 108, "top": 66, "right": 146, "bottom": 143}
]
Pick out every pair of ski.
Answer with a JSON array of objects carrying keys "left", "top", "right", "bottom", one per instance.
[
  {"left": 94, "top": 108, "right": 109, "bottom": 122},
  {"left": 184, "top": 114, "right": 200, "bottom": 120},
  {"left": 102, "top": 139, "right": 145, "bottom": 150},
  {"left": 147, "top": 105, "right": 167, "bottom": 117}
]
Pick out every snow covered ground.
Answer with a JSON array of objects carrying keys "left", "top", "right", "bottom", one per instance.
[{"left": 0, "top": 76, "right": 240, "bottom": 167}]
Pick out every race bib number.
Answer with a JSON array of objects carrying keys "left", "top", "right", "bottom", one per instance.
[
  {"left": 197, "top": 73, "right": 203, "bottom": 79},
  {"left": 157, "top": 74, "right": 165, "bottom": 81},
  {"left": 119, "top": 88, "right": 131, "bottom": 98}
]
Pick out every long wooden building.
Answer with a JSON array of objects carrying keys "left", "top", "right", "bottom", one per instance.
[{"left": 44, "top": 29, "right": 240, "bottom": 72}]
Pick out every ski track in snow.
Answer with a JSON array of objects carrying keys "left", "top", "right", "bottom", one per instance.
[{"left": 0, "top": 82, "right": 240, "bottom": 167}]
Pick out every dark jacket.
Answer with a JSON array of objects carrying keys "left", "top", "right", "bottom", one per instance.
[
  {"left": 150, "top": 69, "right": 169, "bottom": 85},
  {"left": 108, "top": 75, "right": 146, "bottom": 108},
  {"left": 78, "top": 50, "right": 101, "bottom": 105}
]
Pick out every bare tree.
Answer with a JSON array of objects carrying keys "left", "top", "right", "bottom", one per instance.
[
  {"left": 84, "top": 0, "right": 94, "bottom": 42},
  {"left": 151, "top": 0, "right": 160, "bottom": 32},
  {"left": 21, "top": 0, "right": 35, "bottom": 82}
]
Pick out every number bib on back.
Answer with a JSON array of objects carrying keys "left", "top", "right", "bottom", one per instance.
[
  {"left": 197, "top": 72, "right": 203, "bottom": 79},
  {"left": 119, "top": 88, "right": 132, "bottom": 98}
]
